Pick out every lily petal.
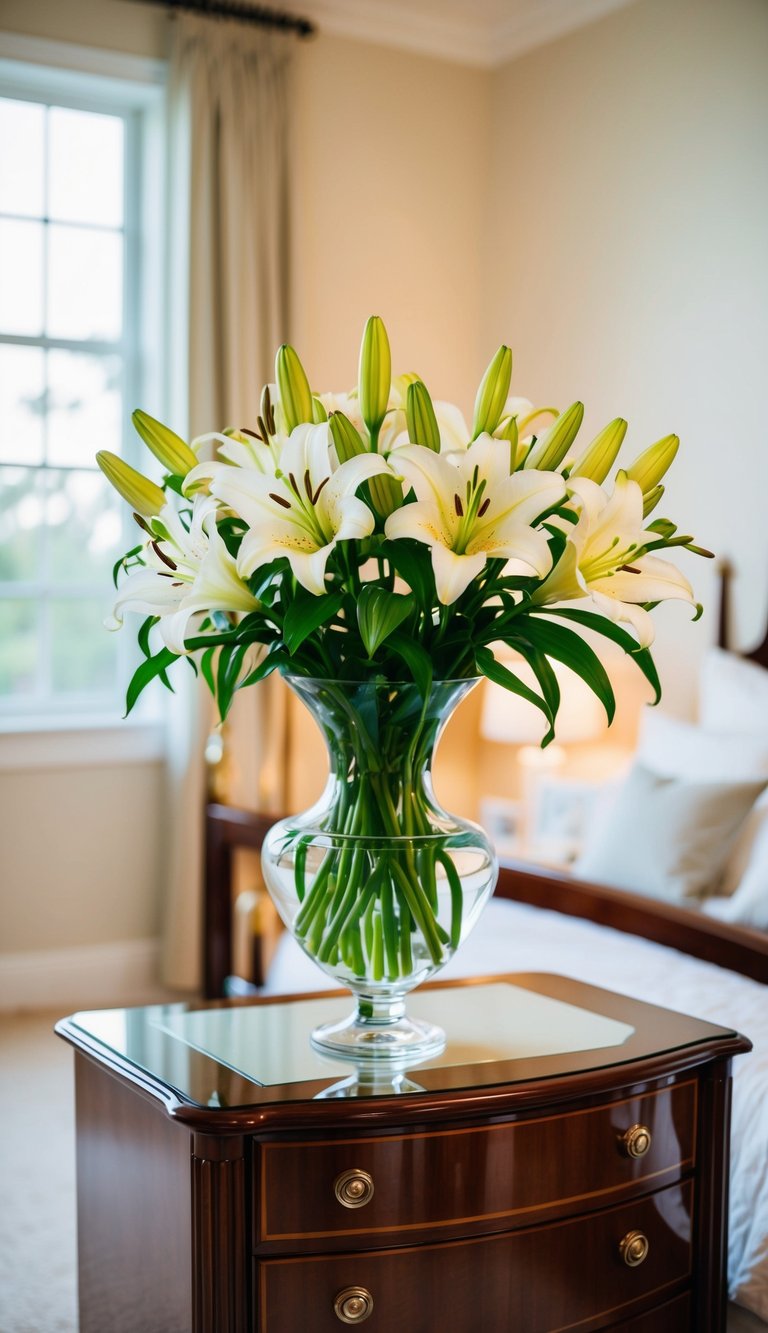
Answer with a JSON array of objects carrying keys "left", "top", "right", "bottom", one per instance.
[{"left": 431, "top": 544, "right": 487, "bottom": 605}]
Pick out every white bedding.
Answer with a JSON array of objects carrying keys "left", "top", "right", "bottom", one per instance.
[{"left": 264, "top": 897, "right": 768, "bottom": 1320}]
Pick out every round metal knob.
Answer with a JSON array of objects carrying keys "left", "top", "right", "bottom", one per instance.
[
  {"left": 334, "top": 1286, "right": 374, "bottom": 1324},
  {"left": 334, "top": 1168, "right": 374, "bottom": 1209},
  {"left": 619, "top": 1230, "right": 650, "bottom": 1267},
  {"left": 620, "top": 1124, "right": 652, "bottom": 1159}
]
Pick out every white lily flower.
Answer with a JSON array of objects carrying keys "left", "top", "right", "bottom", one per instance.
[
  {"left": 184, "top": 430, "right": 281, "bottom": 495},
  {"left": 385, "top": 434, "right": 565, "bottom": 605},
  {"left": 108, "top": 497, "right": 260, "bottom": 654},
  {"left": 208, "top": 422, "right": 391, "bottom": 596},
  {"left": 533, "top": 473, "right": 695, "bottom": 646}
]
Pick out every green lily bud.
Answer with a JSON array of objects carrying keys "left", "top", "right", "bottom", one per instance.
[
  {"left": 406, "top": 380, "right": 440, "bottom": 452},
  {"left": 569, "top": 418, "right": 627, "bottom": 484},
  {"left": 131, "top": 409, "right": 197, "bottom": 477},
  {"left": 312, "top": 395, "right": 328, "bottom": 423},
  {"left": 358, "top": 315, "right": 391, "bottom": 439},
  {"left": 524, "top": 401, "right": 584, "bottom": 471},
  {"left": 329, "top": 410, "right": 367, "bottom": 463},
  {"left": 472, "top": 345, "right": 512, "bottom": 439},
  {"left": 393, "top": 371, "right": 420, "bottom": 403},
  {"left": 494, "top": 414, "right": 520, "bottom": 471},
  {"left": 275, "top": 344, "right": 314, "bottom": 433},
  {"left": 96, "top": 450, "right": 166, "bottom": 517},
  {"left": 643, "top": 484, "right": 665, "bottom": 517},
  {"left": 627, "top": 433, "right": 679, "bottom": 494}
]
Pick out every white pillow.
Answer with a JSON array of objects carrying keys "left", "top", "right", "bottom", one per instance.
[
  {"left": 574, "top": 762, "right": 767, "bottom": 903},
  {"left": 701, "top": 809, "right": 768, "bottom": 930},
  {"left": 699, "top": 648, "right": 768, "bottom": 734},
  {"left": 638, "top": 708, "right": 768, "bottom": 782}
]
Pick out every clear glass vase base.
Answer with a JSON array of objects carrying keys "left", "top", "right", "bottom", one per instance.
[{"left": 310, "top": 1012, "right": 446, "bottom": 1064}]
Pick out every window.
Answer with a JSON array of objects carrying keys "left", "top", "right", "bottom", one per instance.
[{"left": 0, "top": 58, "right": 163, "bottom": 730}]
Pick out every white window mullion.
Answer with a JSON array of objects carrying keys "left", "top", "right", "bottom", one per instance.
[{"left": 0, "top": 56, "right": 166, "bottom": 737}]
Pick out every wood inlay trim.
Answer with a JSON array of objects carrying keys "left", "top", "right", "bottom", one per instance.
[
  {"left": 261, "top": 1162, "right": 690, "bottom": 1242},
  {"left": 259, "top": 1080, "right": 696, "bottom": 1240},
  {"left": 260, "top": 1078, "right": 694, "bottom": 1151},
  {"left": 258, "top": 1184, "right": 694, "bottom": 1333}
]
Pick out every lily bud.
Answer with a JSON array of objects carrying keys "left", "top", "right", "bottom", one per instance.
[
  {"left": 275, "top": 344, "right": 314, "bottom": 433},
  {"left": 132, "top": 410, "right": 197, "bottom": 477},
  {"left": 627, "top": 433, "right": 679, "bottom": 494},
  {"left": 494, "top": 414, "right": 520, "bottom": 471},
  {"left": 524, "top": 401, "right": 584, "bottom": 471},
  {"left": 643, "top": 484, "right": 665, "bottom": 517},
  {"left": 97, "top": 450, "right": 166, "bottom": 517},
  {"left": 406, "top": 381, "right": 440, "bottom": 452},
  {"left": 569, "top": 418, "right": 627, "bottom": 484},
  {"left": 472, "top": 345, "right": 512, "bottom": 439},
  {"left": 393, "top": 371, "right": 420, "bottom": 404},
  {"left": 358, "top": 315, "right": 391, "bottom": 439},
  {"left": 312, "top": 396, "right": 329, "bottom": 423},
  {"left": 329, "top": 410, "right": 367, "bottom": 463}
]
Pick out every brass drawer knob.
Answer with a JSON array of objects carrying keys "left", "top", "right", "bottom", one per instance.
[
  {"left": 619, "top": 1230, "right": 650, "bottom": 1267},
  {"left": 334, "top": 1286, "right": 374, "bottom": 1324},
  {"left": 334, "top": 1168, "right": 374, "bottom": 1209},
  {"left": 620, "top": 1124, "right": 652, "bottom": 1158}
]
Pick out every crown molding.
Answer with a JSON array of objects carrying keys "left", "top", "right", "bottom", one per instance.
[
  {"left": 300, "top": 0, "right": 638, "bottom": 68},
  {"left": 494, "top": 0, "right": 637, "bottom": 64},
  {"left": 300, "top": 0, "right": 495, "bottom": 66}
]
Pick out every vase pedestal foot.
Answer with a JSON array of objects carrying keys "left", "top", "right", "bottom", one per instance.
[{"left": 310, "top": 1000, "right": 446, "bottom": 1064}]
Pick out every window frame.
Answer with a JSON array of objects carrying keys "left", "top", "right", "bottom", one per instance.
[{"left": 0, "top": 33, "right": 167, "bottom": 765}]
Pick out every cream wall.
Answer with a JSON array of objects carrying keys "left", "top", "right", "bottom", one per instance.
[{"left": 484, "top": 0, "right": 768, "bottom": 718}]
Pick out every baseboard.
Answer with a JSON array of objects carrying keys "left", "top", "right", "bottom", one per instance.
[{"left": 0, "top": 938, "right": 178, "bottom": 1013}]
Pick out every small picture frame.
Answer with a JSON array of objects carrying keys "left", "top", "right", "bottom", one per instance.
[
  {"left": 478, "top": 796, "right": 524, "bottom": 857},
  {"left": 528, "top": 776, "right": 601, "bottom": 864}
]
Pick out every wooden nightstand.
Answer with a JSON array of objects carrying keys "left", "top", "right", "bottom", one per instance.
[{"left": 57, "top": 973, "right": 751, "bottom": 1333}]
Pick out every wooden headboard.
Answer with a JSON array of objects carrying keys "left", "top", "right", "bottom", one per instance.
[
  {"left": 717, "top": 558, "right": 768, "bottom": 667},
  {"left": 203, "top": 560, "right": 768, "bottom": 996}
]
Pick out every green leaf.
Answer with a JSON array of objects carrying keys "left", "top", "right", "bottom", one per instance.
[
  {"left": 529, "top": 606, "right": 661, "bottom": 704},
  {"left": 201, "top": 646, "right": 216, "bottom": 695},
  {"left": 238, "top": 648, "right": 288, "bottom": 690},
  {"left": 511, "top": 616, "right": 615, "bottom": 724},
  {"left": 387, "top": 631, "right": 433, "bottom": 698},
  {"left": 357, "top": 585, "right": 413, "bottom": 657},
  {"left": 137, "top": 615, "right": 158, "bottom": 660},
  {"left": 380, "top": 538, "right": 436, "bottom": 607},
  {"left": 284, "top": 592, "right": 344, "bottom": 655},
  {"left": 474, "top": 645, "right": 554, "bottom": 735},
  {"left": 124, "top": 647, "right": 179, "bottom": 717},
  {"left": 216, "top": 643, "right": 249, "bottom": 720}
]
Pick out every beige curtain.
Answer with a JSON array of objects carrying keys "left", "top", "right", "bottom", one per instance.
[{"left": 161, "top": 12, "right": 293, "bottom": 990}]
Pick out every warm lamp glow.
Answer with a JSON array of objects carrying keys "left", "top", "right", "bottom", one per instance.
[{"left": 480, "top": 656, "right": 607, "bottom": 747}]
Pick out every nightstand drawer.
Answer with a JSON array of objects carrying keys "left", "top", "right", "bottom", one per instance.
[
  {"left": 257, "top": 1180, "right": 693, "bottom": 1332},
  {"left": 256, "top": 1080, "right": 695, "bottom": 1248}
]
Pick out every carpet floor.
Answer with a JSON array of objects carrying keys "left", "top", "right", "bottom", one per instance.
[{"left": 0, "top": 1011, "right": 766, "bottom": 1333}]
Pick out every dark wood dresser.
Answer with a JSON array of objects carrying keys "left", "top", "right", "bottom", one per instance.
[{"left": 56, "top": 973, "right": 751, "bottom": 1333}]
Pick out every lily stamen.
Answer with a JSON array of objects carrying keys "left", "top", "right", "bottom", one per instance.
[{"left": 270, "top": 492, "right": 292, "bottom": 509}]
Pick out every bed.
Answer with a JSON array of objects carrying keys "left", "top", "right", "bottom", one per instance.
[{"left": 203, "top": 561, "right": 768, "bottom": 1322}]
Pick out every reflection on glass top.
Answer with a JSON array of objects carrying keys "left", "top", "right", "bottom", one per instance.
[{"left": 70, "top": 982, "right": 635, "bottom": 1108}]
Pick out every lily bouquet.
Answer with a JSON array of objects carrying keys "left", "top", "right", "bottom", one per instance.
[{"left": 98, "top": 317, "right": 708, "bottom": 992}]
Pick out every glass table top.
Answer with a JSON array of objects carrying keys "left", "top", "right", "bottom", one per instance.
[
  {"left": 61, "top": 974, "right": 736, "bottom": 1110},
  {"left": 65, "top": 979, "right": 645, "bottom": 1107}
]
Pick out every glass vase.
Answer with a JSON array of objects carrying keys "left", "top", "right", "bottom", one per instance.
[{"left": 261, "top": 677, "right": 498, "bottom": 1061}]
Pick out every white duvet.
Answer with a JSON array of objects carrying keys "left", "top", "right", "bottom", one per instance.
[{"left": 264, "top": 897, "right": 768, "bottom": 1321}]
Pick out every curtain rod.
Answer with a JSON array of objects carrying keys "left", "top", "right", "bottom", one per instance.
[{"left": 134, "top": 0, "right": 315, "bottom": 39}]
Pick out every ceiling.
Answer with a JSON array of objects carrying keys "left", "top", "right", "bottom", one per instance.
[{"left": 296, "top": 0, "right": 639, "bottom": 67}]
